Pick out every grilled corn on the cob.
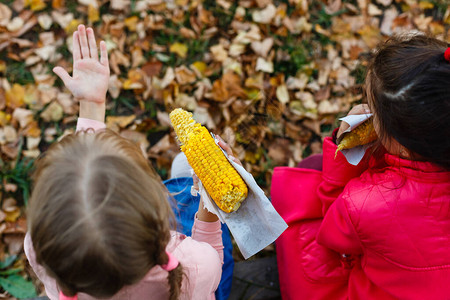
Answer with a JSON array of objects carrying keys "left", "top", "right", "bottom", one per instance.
[
  {"left": 170, "top": 108, "right": 248, "bottom": 213},
  {"left": 335, "top": 118, "right": 377, "bottom": 157}
]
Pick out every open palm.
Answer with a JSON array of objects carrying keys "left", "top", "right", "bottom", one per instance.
[{"left": 53, "top": 25, "right": 109, "bottom": 103}]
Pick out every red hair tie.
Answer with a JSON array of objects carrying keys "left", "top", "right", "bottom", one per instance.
[
  {"left": 59, "top": 291, "right": 77, "bottom": 300},
  {"left": 445, "top": 47, "right": 450, "bottom": 62},
  {"left": 161, "top": 251, "right": 179, "bottom": 271}
]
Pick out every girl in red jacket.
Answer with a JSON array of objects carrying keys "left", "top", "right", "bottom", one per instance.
[{"left": 272, "top": 33, "right": 450, "bottom": 299}]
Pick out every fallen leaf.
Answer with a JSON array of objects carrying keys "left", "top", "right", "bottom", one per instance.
[
  {"left": 210, "top": 72, "right": 246, "bottom": 102},
  {"left": 276, "top": 84, "right": 289, "bottom": 104},
  {"left": 12, "top": 108, "right": 33, "bottom": 128},
  {"left": 175, "top": 66, "right": 196, "bottom": 85},
  {"left": 25, "top": 0, "right": 47, "bottom": 11},
  {"left": 252, "top": 4, "right": 276, "bottom": 24},
  {"left": 40, "top": 101, "right": 64, "bottom": 122},
  {"left": 169, "top": 42, "right": 188, "bottom": 58},
  {"left": 210, "top": 44, "right": 228, "bottom": 62},
  {"left": 106, "top": 115, "right": 136, "bottom": 131},
  {"left": 0, "top": 4, "right": 11, "bottom": 27},
  {"left": 255, "top": 57, "right": 274, "bottom": 73},
  {"left": 251, "top": 37, "right": 274, "bottom": 58}
]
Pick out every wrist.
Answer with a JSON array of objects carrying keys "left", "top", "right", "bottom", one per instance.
[
  {"left": 79, "top": 100, "right": 105, "bottom": 123},
  {"left": 197, "top": 199, "right": 219, "bottom": 222}
]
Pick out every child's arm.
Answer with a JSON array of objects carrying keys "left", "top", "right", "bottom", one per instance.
[
  {"left": 53, "top": 24, "right": 109, "bottom": 124},
  {"left": 318, "top": 104, "right": 371, "bottom": 214}
]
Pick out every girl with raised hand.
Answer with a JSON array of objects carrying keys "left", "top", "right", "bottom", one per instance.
[
  {"left": 25, "top": 24, "right": 225, "bottom": 300},
  {"left": 272, "top": 33, "right": 450, "bottom": 299}
]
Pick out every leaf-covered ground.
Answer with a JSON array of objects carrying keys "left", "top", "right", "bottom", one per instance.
[{"left": 0, "top": 0, "right": 448, "bottom": 297}]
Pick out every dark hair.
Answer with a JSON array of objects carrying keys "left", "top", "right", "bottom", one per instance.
[
  {"left": 28, "top": 130, "right": 184, "bottom": 299},
  {"left": 365, "top": 33, "right": 450, "bottom": 170}
]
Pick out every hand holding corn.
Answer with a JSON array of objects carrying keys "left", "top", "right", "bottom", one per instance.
[
  {"left": 170, "top": 108, "right": 248, "bottom": 213},
  {"left": 335, "top": 118, "right": 378, "bottom": 157}
]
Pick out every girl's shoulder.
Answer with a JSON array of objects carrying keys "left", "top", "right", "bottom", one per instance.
[{"left": 167, "top": 231, "right": 221, "bottom": 268}]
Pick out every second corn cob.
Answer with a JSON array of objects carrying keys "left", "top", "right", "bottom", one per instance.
[
  {"left": 335, "top": 118, "right": 377, "bottom": 157},
  {"left": 170, "top": 108, "right": 248, "bottom": 213}
]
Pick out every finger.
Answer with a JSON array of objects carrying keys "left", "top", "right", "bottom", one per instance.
[
  {"left": 99, "top": 41, "right": 109, "bottom": 67},
  {"left": 53, "top": 67, "right": 72, "bottom": 87},
  {"left": 78, "top": 24, "right": 90, "bottom": 58},
  {"left": 86, "top": 27, "right": 98, "bottom": 61},
  {"left": 348, "top": 104, "right": 371, "bottom": 115},
  {"left": 228, "top": 155, "right": 243, "bottom": 167},
  {"left": 217, "top": 136, "right": 233, "bottom": 156},
  {"left": 72, "top": 31, "right": 81, "bottom": 61},
  {"left": 192, "top": 175, "right": 199, "bottom": 189}
]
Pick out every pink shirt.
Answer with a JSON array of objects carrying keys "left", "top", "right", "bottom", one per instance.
[{"left": 25, "top": 118, "right": 224, "bottom": 300}]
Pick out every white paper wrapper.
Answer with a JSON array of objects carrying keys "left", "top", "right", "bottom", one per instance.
[
  {"left": 338, "top": 114, "right": 373, "bottom": 166},
  {"left": 197, "top": 134, "right": 288, "bottom": 259}
]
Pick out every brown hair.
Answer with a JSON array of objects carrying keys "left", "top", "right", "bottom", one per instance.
[
  {"left": 365, "top": 33, "right": 450, "bottom": 170},
  {"left": 28, "top": 130, "right": 184, "bottom": 299}
]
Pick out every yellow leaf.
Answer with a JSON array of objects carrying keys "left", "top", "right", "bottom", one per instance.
[
  {"left": 123, "top": 69, "right": 144, "bottom": 90},
  {"left": 65, "top": 19, "right": 82, "bottom": 35},
  {"left": 25, "top": 0, "right": 46, "bottom": 11},
  {"left": 0, "top": 111, "right": 11, "bottom": 126},
  {"left": 125, "top": 16, "right": 139, "bottom": 31},
  {"left": 191, "top": 61, "right": 207, "bottom": 76},
  {"left": 3, "top": 198, "right": 20, "bottom": 223},
  {"left": 170, "top": 42, "right": 188, "bottom": 58},
  {"left": 419, "top": 1, "right": 434, "bottom": 10},
  {"left": 5, "top": 84, "right": 25, "bottom": 108},
  {"left": 88, "top": 4, "right": 100, "bottom": 23},
  {"left": 5, "top": 207, "right": 20, "bottom": 222},
  {"left": 0, "top": 60, "right": 5, "bottom": 73}
]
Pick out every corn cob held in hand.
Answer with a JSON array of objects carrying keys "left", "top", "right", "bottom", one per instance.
[
  {"left": 335, "top": 118, "right": 377, "bottom": 158},
  {"left": 170, "top": 108, "right": 248, "bottom": 213}
]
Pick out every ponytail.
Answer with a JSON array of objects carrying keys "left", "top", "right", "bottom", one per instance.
[{"left": 167, "top": 264, "right": 183, "bottom": 300}]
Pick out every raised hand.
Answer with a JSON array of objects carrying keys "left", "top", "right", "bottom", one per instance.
[{"left": 53, "top": 24, "right": 109, "bottom": 103}]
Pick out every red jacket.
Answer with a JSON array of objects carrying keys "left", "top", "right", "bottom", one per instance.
[{"left": 271, "top": 137, "right": 450, "bottom": 299}]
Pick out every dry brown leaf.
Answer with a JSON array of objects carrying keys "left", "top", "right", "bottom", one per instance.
[
  {"left": 0, "top": 4, "right": 11, "bottom": 27},
  {"left": 175, "top": 66, "right": 196, "bottom": 85},
  {"left": 149, "top": 134, "right": 171, "bottom": 154},
  {"left": 251, "top": 37, "right": 273, "bottom": 58},
  {"left": 40, "top": 101, "right": 64, "bottom": 122},
  {"left": 210, "top": 72, "right": 247, "bottom": 102},
  {"left": 255, "top": 57, "right": 274, "bottom": 73},
  {"left": 110, "top": 0, "right": 130, "bottom": 10},
  {"left": 3, "top": 126, "right": 18, "bottom": 143},
  {"left": 142, "top": 61, "right": 163, "bottom": 77},
  {"left": 276, "top": 84, "right": 289, "bottom": 104},
  {"left": 120, "top": 130, "right": 149, "bottom": 156},
  {"left": 12, "top": 108, "right": 33, "bottom": 128},
  {"left": 106, "top": 115, "right": 136, "bottom": 131},
  {"left": 252, "top": 4, "right": 276, "bottom": 24},
  {"left": 210, "top": 44, "right": 228, "bottom": 62},
  {"left": 108, "top": 74, "right": 122, "bottom": 99}
]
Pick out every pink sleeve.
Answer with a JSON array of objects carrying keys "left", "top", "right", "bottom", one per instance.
[
  {"left": 317, "top": 195, "right": 363, "bottom": 255},
  {"left": 318, "top": 136, "right": 369, "bottom": 214},
  {"left": 23, "top": 233, "right": 59, "bottom": 300},
  {"left": 76, "top": 118, "right": 106, "bottom": 132},
  {"left": 191, "top": 215, "right": 224, "bottom": 264}
]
